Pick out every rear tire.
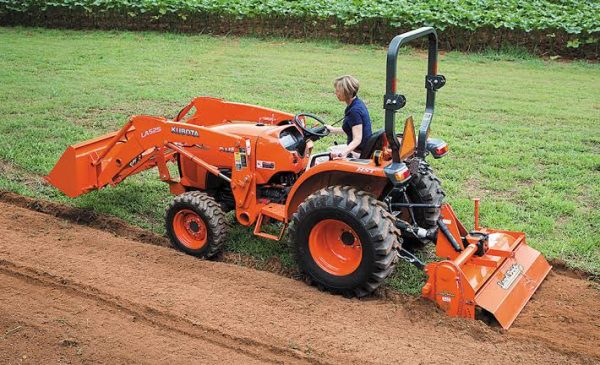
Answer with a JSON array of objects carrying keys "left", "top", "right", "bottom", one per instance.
[
  {"left": 401, "top": 161, "right": 445, "bottom": 249},
  {"left": 166, "top": 191, "right": 227, "bottom": 258},
  {"left": 289, "top": 186, "right": 402, "bottom": 297},
  {"left": 407, "top": 161, "right": 445, "bottom": 229}
]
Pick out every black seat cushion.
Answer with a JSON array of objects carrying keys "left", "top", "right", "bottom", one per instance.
[{"left": 359, "top": 129, "right": 385, "bottom": 159}]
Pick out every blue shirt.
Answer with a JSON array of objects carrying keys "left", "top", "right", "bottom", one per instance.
[{"left": 342, "top": 97, "right": 372, "bottom": 152}]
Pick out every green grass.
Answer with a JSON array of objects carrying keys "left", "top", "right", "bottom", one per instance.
[{"left": 0, "top": 27, "right": 598, "bottom": 294}]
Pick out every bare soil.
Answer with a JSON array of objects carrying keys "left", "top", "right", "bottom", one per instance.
[{"left": 0, "top": 196, "right": 598, "bottom": 364}]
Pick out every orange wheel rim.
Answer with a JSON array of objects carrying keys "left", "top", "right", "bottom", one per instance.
[
  {"left": 173, "top": 209, "right": 208, "bottom": 250},
  {"left": 308, "top": 219, "right": 362, "bottom": 276}
]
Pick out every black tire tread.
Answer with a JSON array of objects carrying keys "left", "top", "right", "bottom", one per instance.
[
  {"left": 288, "top": 185, "right": 402, "bottom": 298},
  {"left": 166, "top": 191, "right": 228, "bottom": 258},
  {"left": 408, "top": 161, "right": 445, "bottom": 228}
]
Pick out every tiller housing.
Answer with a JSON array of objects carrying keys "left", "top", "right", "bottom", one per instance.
[
  {"left": 46, "top": 27, "right": 550, "bottom": 328},
  {"left": 423, "top": 204, "right": 551, "bottom": 329}
]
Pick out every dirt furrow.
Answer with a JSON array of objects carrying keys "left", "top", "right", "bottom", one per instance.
[
  {"left": 0, "top": 197, "right": 598, "bottom": 364},
  {"left": 0, "top": 259, "right": 322, "bottom": 365},
  {"left": 0, "top": 270, "right": 269, "bottom": 364}
]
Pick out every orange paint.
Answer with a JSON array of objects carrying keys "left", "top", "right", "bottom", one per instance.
[
  {"left": 172, "top": 209, "right": 208, "bottom": 250},
  {"left": 308, "top": 219, "right": 363, "bottom": 276},
  {"left": 423, "top": 203, "right": 552, "bottom": 329}
]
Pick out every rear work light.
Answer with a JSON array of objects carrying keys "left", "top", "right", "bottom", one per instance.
[
  {"left": 434, "top": 144, "right": 448, "bottom": 156},
  {"left": 383, "top": 162, "right": 410, "bottom": 186},
  {"left": 426, "top": 138, "right": 449, "bottom": 159},
  {"left": 384, "top": 162, "right": 412, "bottom": 186},
  {"left": 394, "top": 167, "right": 411, "bottom": 182}
]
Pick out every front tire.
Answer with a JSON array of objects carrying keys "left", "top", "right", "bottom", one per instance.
[
  {"left": 289, "top": 186, "right": 402, "bottom": 297},
  {"left": 166, "top": 191, "right": 227, "bottom": 258}
]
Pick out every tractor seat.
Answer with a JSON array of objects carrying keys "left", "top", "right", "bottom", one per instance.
[{"left": 359, "top": 129, "right": 385, "bottom": 159}]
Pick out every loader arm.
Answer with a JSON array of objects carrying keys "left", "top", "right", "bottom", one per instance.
[{"left": 46, "top": 115, "right": 245, "bottom": 198}]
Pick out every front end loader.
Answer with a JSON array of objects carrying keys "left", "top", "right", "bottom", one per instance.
[{"left": 46, "top": 27, "right": 550, "bottom": 329}]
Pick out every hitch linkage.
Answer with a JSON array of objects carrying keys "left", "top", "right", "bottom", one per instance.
[{"left": 396, "top": 247, "right": 425, "bottom": 270}]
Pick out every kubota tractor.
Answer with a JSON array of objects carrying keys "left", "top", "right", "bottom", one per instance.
[{"left": 47, "top": 27, "right": 551, "bottom": 329}]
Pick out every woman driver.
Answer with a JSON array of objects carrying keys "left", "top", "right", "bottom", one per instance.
[{"left": 326, "top": 75, "right": 373, "bottom": 159}]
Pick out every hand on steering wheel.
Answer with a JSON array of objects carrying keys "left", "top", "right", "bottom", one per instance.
[{"left": 292, "top": 113, "right": 330, "bottom": 140}]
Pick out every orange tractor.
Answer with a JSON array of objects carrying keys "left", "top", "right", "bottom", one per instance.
[{"left": 47, "top": 28, "right": 550, "bottom": 329}]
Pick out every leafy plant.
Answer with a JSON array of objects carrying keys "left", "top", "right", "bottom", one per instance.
[{"left": 1, "top": 0, "right": 598, "bottom": 39}]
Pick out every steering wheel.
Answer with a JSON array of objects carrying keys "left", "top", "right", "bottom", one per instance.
[{"left": 292, "top": 113, "right": 330, "bottom": 139}]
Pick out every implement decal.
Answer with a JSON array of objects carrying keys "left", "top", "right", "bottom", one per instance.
[{"left": 497, "top": 264, "right": 524, "bottom": 290}]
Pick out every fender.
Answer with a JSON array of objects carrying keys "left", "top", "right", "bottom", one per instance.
[{"left": 284, "top": 158, "right": 390, "bottom": 220}]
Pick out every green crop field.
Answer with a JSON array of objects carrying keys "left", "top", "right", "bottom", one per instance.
[
  {"left": 3, "top": 0, "right": 598, "bottom": 37},
  {"left": 0, "top": 27, "right": 598, "bottom": 293},
  {"left": 2, "top": 0, "right": 598, "bottom": 56}
]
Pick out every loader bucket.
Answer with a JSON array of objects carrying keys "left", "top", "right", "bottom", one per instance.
[
  {"left": 422, "top": 204, "right": 551, "bottom": 329},
  {"left": 45, "top": 131, "right": 120, "bottom": 198}
]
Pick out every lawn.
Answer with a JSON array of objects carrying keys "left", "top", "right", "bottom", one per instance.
[{"left": 0, "top": 27, "right": 598, "bottom": 293}]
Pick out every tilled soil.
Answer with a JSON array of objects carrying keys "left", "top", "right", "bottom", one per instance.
[{"left": 0, "top": 198, "right": 598, "bottom": 364}]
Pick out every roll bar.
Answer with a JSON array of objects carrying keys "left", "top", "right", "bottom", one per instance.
[{"left": 383, "top": 27, "right": 446, "bottom": 162}]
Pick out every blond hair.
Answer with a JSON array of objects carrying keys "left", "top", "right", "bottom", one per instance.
[{"left": 334, "top": 75, "right": 359, "bottom": 101}]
